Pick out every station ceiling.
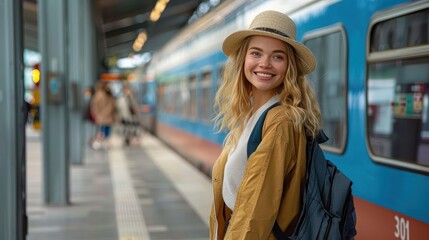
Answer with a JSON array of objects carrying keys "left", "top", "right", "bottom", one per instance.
[{"left": 23, "top": 0, "right": 210, "bottom": 61}]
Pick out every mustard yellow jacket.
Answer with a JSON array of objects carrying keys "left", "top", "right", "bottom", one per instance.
[{"left": 209, "top": 105, "right": 307, "bottom": 240}]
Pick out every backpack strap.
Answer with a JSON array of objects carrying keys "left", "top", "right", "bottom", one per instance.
[
  {"left": 247, "top": 100, "right": 328, "bottom": 162},
  {"left": 273, "top": 131, "right": 329, "bottom": 239},
  {"left": 247, "top": 101, "right": 330, "bottom": 239},
  {"left": 314, "top": 129, "right": 329, "bottom": 144},
  {"left": 246, "top": 102, "right": 286, "bottom": 239},
  {"left": 247, "top": 102, "right": 281, "bottom": 158}
]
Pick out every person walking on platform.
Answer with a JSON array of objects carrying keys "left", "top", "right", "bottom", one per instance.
[
  {"left": 90, "top": 81, "right": 116, "bottom": 150},
  {"left": 116, "top": 82, "right": 140, "bottom": 145},
  {"left": 210, "top": 10, "right": 322, "bottom": 239},
  {"left": 83, "top": 85, "right": 98, "bottom": 144}
]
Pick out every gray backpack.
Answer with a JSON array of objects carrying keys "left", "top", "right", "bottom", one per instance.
[{"left": 247, "top": 102, "right": 357, "bottom": 239}]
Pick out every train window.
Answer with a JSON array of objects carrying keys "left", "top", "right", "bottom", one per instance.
[
  {"left": 191, "top": 75, "right": 198, "bottom": 119},
  {"left": 184, "top": 75, "right": 198, "bottom": 120},
  {"left": 370, "top": 8, "right": 429, "bottom": 52},
  {"left": 201, "top": 71, "right": 213, "bottom": 122},
  {"left": 158, "top": 84, "right": 166, "bottom": 113},
  {"left": 173, "top": 81, "right": 181, "bottom": 115},
  {"left": 304, "top": 26, "right": 348, "bottom": 154},
  {"left": 181, "top": 78, "right": 190, "bottom": 118},
  {"left": 217, "top": 64, "right": 225, "bottom": 91},
  {"left": 169, "top": 82, "right": 179, "bottom": 114},
  {"left": 160, "top": 82, "right": 172, "bottom": 114},
  {"left": 367, "top": 2, "right": 429, "bottom": 173}
]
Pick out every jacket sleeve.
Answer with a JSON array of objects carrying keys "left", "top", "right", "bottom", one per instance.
[
  {"left": 90, "top": 95, "right": 100, "bottom": 123},
  {"left": 224, "top": 117, "right": 299, "bottom": 240}
]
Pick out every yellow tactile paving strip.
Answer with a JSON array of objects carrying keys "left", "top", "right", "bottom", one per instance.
[{"left": 109, "top": 148, "right": 151, "bottom": 240}]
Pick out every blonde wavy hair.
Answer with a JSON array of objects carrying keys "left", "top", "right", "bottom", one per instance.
[{"left": 214, "top": 37, "right": 322, "bottom": 147}]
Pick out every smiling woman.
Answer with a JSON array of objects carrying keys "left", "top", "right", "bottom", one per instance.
[{"left": 210, "top": 10, "right": 323, "bottom": 240}]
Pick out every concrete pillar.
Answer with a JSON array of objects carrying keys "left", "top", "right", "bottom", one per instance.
[{"left": 0, "top": 0, "right": 27, "bottom": 239}]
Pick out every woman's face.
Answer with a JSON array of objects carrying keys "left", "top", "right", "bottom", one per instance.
[{"left": 244, "top": 36, "right": 288, "bottom": 98}]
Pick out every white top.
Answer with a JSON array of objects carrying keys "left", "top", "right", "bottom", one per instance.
[{"left": 223, "top": 95, "right": 280, "bottom": 210}]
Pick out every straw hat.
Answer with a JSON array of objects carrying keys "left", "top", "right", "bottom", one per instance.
[{"left": 222, "top": 10, "right": 316, "bottom": 74}]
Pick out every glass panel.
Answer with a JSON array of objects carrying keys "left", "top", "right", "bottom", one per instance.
[
  {"left": 173, "top": 82, "right": 181, "bottom": 115},
  {"left": 217, "top": 65, "right": 224, "bottom": 90},
  {"left": 181, "top": 79, "right": 190, "bottom": 117},
  {"left": 168, "top": 82, "right": 177, "bottom": 114},
  {"left": 201, "top": 71, "right": 213, "bottom": 121},
  {"left": 305, "top": 30, "right": 347, "bottom": 151},
  {"left": 367, "top": 57, "right": 429, "bottom": 166},
  {"left": 190, "top": 75, "right": 198, "bottom": 119},
  {"left": 158, "top": 84, "right": 166, "bottom": 113},
  {"left": 370, "top": 8, "right": 429, "bottom": 52}
]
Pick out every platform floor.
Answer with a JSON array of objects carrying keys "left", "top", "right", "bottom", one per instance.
[{"left": 26, "top": 127, "right": 213, "bottom": 240}]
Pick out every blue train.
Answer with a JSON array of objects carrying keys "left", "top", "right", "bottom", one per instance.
[{"left": 135, "top": 0, "right": 429, "bottom": 238}]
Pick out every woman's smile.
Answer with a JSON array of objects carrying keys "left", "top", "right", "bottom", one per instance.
[{"left": 255, "top": 71, "right": 275, "bottom": 78}]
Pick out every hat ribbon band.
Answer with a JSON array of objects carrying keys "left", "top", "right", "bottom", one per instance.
[{"left": 253, "top": 27, "right": 290, "bottom": 38}]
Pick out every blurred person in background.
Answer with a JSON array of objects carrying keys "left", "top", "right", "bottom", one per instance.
[
  {"left": 24, "top": 99, "right": 32, "bottom": 125},
  {"left": 83, "top": 85, "right": 98, "bottom": 144},
  {"left": 90, "top": 81, "right": 117, "bottom": 150},
  {"left": 116, "top": 82, "right": 140, "bottom": 145}
]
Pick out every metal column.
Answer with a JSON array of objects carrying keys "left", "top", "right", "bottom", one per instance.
[
  {"left": 68, "top": 0, "right": 86, "bottom": 165},
  {"left": 38, "top": 0, "right": 70, "bottom": 205},
  {"left": 0, "top": 0, "right": 27, "bottom": 239},
  {"left": 66, "top": 0, "right": 99, "bottom": 164}
]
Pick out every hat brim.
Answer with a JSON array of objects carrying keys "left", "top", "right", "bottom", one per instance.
[{"left": 222, "top": 29, "right": 316, "bottom": 74}]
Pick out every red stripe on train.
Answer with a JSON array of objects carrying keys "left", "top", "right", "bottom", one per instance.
[
  {"left": 355, "top": 197, "right": 429, "bottom": 239},
  {"left": 156, "top": 122, "right": 222, "bottom": 175}
]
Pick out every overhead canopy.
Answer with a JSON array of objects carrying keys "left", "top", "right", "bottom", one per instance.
[{"left": 23, "top": 0, "right": 217, "bottom": 61}]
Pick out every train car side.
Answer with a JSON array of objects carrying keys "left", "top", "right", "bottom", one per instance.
[{"left": 141, "top": 0, "right": 429, "bottom": 238}]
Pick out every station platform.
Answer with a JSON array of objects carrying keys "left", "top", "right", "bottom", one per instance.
[{"left": 26, "top": 127, "right": 213, "bottom": 240}]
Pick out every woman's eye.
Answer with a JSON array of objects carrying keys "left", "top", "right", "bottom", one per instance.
[
  {"left": 250, "top": 51, "right": 261, "bottom": 57},
  {"left": 273, "top": 55, "right": 284, "bottom": 61}
]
